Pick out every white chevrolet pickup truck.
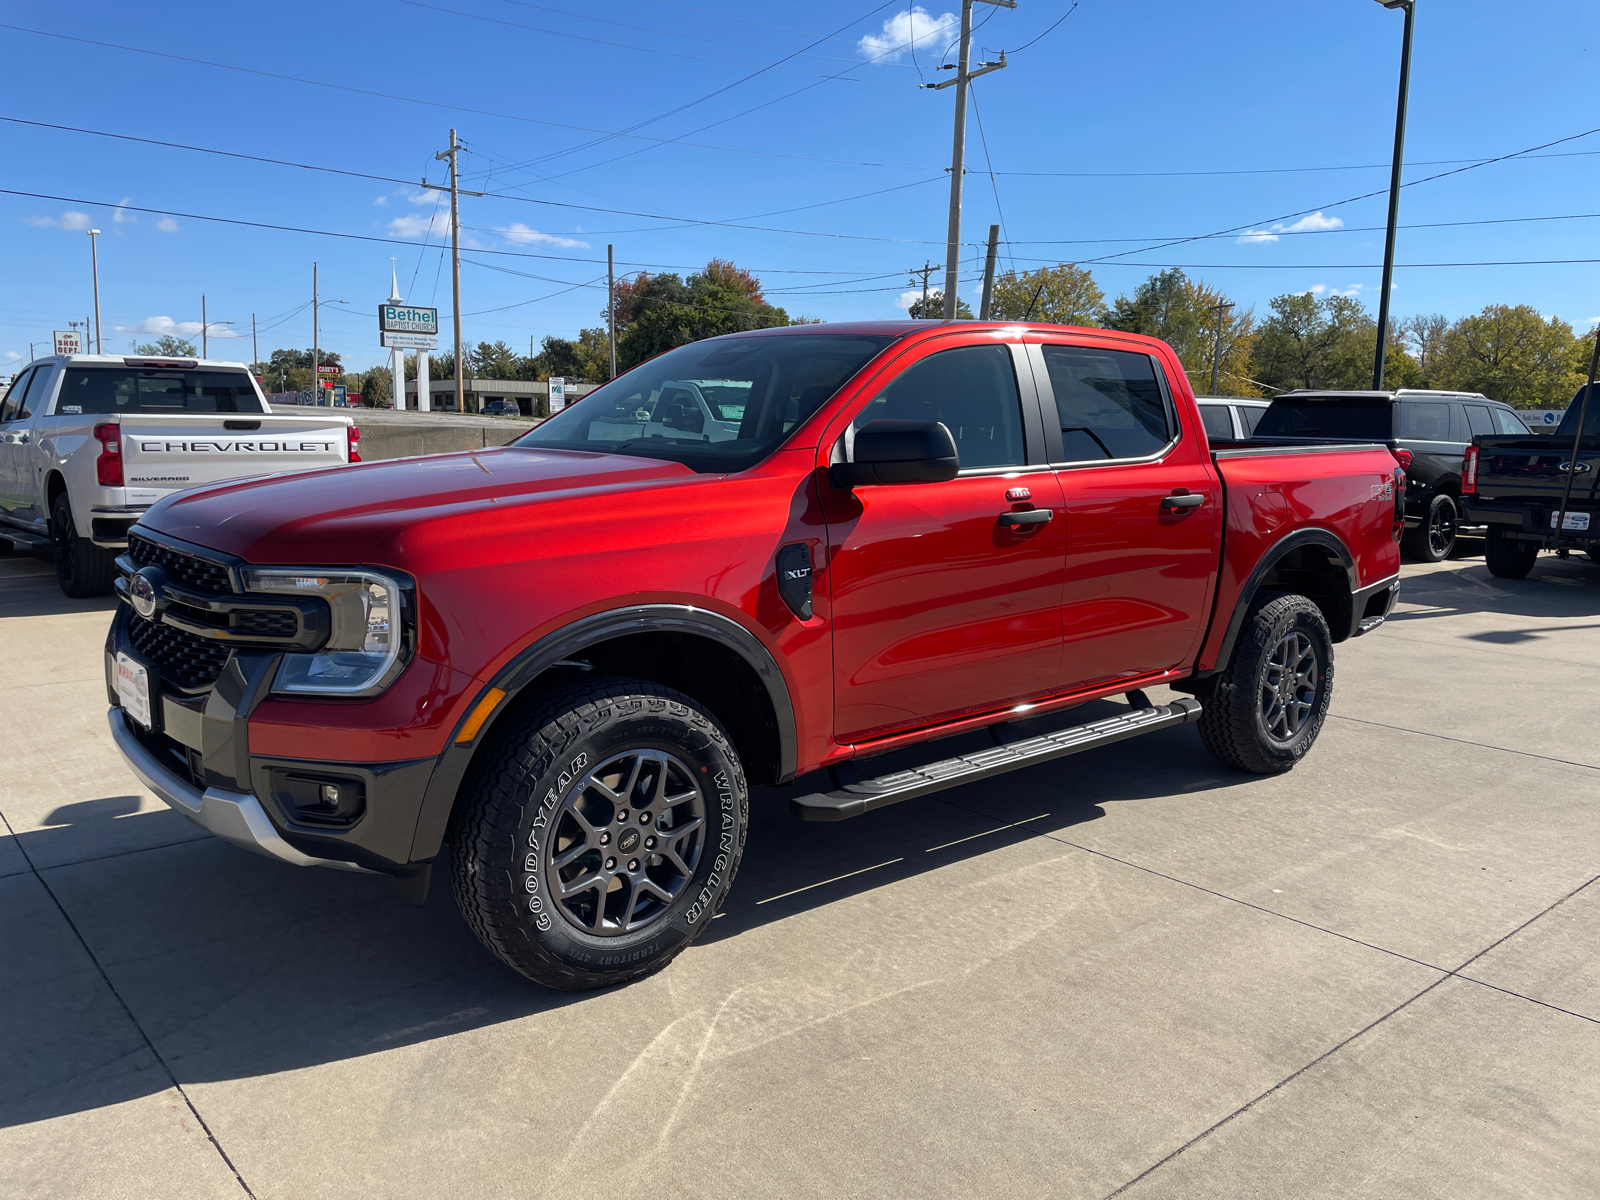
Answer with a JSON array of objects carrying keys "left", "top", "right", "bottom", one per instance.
[{"left": 0, "top": 354, "right": 356, "bottom": 596}]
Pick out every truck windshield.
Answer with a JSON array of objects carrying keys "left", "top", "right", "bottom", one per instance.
[
  {"left": 516, "top": 334, "right": 896, "bottom": 473},
  {"left": 1254, "top": 396, "right": 1392, "bottom": 440},
  {"left": 56, "top": 368, "right": 267, "bottom": 415},
  {"left": 1556, "top": 384, "right": 1600, "bottom": 440}
]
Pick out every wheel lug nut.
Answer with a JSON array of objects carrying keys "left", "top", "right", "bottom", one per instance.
[
  {"left": 645, "top": 836, "right": 656, "bottom": 849},
  {"left": 599, "top": 832, "right": 610, "bottom": 845},
  {"left": 605, "top": 857, "right": 616, "bottom": 870},
  {"left": 628, "top": 859, "right": 639, "bottom": 871},
  {"left": 640, "top": 812, "right": 651, "bottom": 824}
]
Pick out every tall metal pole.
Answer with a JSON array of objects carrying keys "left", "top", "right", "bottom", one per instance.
[
  {"left": 252, "top": 312, "right": 258, "bottom": 367},
  {"left": 978, "top": 224, "right": 1000, "bottom": 320},
  {"left": 312, "top": 262, "right": 319, "bottom": 406},
  {"left": 87, "top": 229, "right": 102, "bottom": 353},
  {"left": 941, "top": 0, "right": 975, "bottom": 320},
  {"left": 436, "top": 128, "right": 465, "bottom": 413},
  {"left": 1209, "top": 302, "right": 1235, "bottom": 394},
  {"left": 201, "top": 293, "right": 208, "bottom": 358},
  {"left": 607, "top": 242, "right": 617, "bottom": 379},
  {"left": 1373, "top": 0, "right": 1415, "bottom": 390}
]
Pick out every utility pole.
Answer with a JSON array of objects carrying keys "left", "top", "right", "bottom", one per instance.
[
  {"left": 1372, "top": 0, "right": 1415, "bottom": 390},
  {"left": 925, "top": 0, "right": 1012, "bottom": 319},
  {"left": 910, "top": 262, "right": 937, "bottom": 318},
  {"left": 607, "top": 243, "right": 617, "bottom": 379},
  {"left": 252, "top": 313, "right": 258, "bottom": 367},
  {"left": 312, "top": 262, "right": 319, "bottom": 406},
  {"left": 201, "top": 294, "right": 208, "bottom": 358},
  {"left": 431, "top": 130, "right": 482, "bottom": 412},
  {"left": 1208, "top": 302, "right": 1235, "bottom": 395},
  {"left": 978, "top": 224, "right": 1000, "bottom": 320},
  {"left": 87, "top": 228, "right": 103, "bottom": 352}
]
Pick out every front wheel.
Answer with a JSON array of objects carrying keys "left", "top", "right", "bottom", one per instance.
[
  {"left": 51, "top": 492, "right": 116, "bottom": 597},
  {"left": 450, "top": 677, "right": 748, "bottom": 991},
  {"left": 1196, "top": 592, "right": 1333, "bottom": 775},
  {"left": 1484, "top": 527, "right": 1539, "bottom": 579},
  {"left": 1401, "top": 493, "right": 1459, "bottom": 562}
]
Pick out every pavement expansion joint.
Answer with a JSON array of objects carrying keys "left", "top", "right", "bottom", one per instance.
[{"left": 1329, "top": 712, "right": 1600, "bottom": 772}]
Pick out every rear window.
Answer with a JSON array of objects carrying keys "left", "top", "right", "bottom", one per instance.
[
  {"left": 1040, "top": 345, "right": 1172, "bottom": 460},
  {"left": 1255, "top": 397, "right": 1392, "bottom": 440},
  {"left": 55, "top": 368, "right": 266, "bottom": 415},
  {"left": 1237, "top": 405, "right": 1266, "bottom": 435},
  {"left": 1556, "top": 385, "right": 1600, "bottom": 440},
  {"left": 1494, "top": 407, "right": 1530, "bottom": 435},
  {"left": 1198, "top": 405, "right": 1232, "bottom": 440}
]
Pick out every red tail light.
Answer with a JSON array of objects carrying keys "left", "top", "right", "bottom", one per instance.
[
  {"left": 348, "top": 425, "right": 361, "bottom": 464},
  {"left": 1393, "top": 448, "right": 1414, "bottom": 470},
  {"left": 1392, "top": 467, "right": 1406, "bottom": 542},
  {"left": 1462, "top": 445, "right": 1478, "bottom": 494},
  {"left": 93, "top": 422, "right": 123, "bottom": 486}
]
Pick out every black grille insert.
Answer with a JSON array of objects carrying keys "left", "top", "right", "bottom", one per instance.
[
  {"left": 235, "top": 609, "right": 299, "bottom": 638},
  {"left": 128, "top": 534, "right": 233, "bottom": 596},
  {"left": 128, "top": 613, "right": 232, "bottom": 689}
]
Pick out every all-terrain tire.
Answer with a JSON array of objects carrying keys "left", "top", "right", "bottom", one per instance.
[
  {"left": 51, "top": 492, "right": 116, "bottom": 597},
  {"left": 449, "top": 676, "right": 748, "bottom": 991},
  {"left": 1196, "top": 592, "right": 1333, "bottom": 775},
  {"left": 1400, "top": 493, "right": 1459, "bottom": 562},
  {"left": 1484, "top": 526, "right": 1539, "bottom": 579}
]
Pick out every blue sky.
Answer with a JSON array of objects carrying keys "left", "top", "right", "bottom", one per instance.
[{"left": 3, "top": 0, "right": 1597, "bottom": 373}]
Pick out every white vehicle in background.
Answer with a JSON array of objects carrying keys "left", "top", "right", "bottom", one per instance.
[
  {"left": 1195, "top": 395, "right": 1271, "bottom": 441},
  {"left": 584, "top": 379, "right": 747, "bottom": 444},
  {"left": 0, "top": 355, "right": 358, "bottom": 597}
]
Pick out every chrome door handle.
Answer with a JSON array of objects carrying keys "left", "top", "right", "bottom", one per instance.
[
  {"left": 1161, "top": 493, "right": 1204, "bottom": 511},
  {"left": 999, "top": 509, "right": 1052, "bottom": 527}
]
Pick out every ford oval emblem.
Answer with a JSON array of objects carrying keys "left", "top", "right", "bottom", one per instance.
[{"left": 129, "top": 566, "right": 166, "bottom": 621}]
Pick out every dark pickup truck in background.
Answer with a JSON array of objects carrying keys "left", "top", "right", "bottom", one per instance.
[
  {"left": 1462, "top": 384, "right": 1600, "bottom": 578},
  {"left": 1253, "top": 389, "right": 1532, "bottom": 562}
]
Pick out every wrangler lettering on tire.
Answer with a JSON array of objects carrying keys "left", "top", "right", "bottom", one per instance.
[{"left": 449, "top": 677, "right": 748, "bottom": 991}]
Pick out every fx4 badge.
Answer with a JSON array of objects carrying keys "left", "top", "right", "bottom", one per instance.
[{"left": 1372, "top": 481, "right": 1394, "bottom": 501}]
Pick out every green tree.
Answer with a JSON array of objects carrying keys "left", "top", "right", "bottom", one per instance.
[
  {"left": 467, "top": 340, "right": 519, "bottom": 380},
  {"left": 1397, "top": 313, "right": 1449, "bottom": 385},
  {"left": 1104, "top": 269, "right": 1257, "bottom": 395},
  {"left": 135, "top": 335, "right": 198, "bottom": 357},
  {"left": 1250, "top": 292, "right": 1377, "bottom": 392},
  {"left": 351, "top": 366, "right": 391, "bottom": 407},
  {"left": 1432, "top": 304, "right": 1587, "bottom": 408},
  {"left": 253, "top": 347, "right": 341, "bottom": 395},
  {"left": 613, "top": 259, "right": 790, "bottom": 370},
  {"left": 989, "top": 262, "right": 1105, "bottom": 326},
  {"left": 907, "top": 290, "right": 972, "bottom": 320}
]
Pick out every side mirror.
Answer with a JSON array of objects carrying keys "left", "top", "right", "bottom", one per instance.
[{"left": 829, "top": 419, "right": 960, "bottom": 489}]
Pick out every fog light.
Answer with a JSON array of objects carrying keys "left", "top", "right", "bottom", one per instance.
[
  {"left": 269, "top": 770, "right": 366, "bottom": 826},
  {"left": 320, "top": 783, "right": 341, "bottom": 806}
]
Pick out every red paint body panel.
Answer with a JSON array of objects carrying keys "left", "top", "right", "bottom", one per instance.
[{"left": 135, "top": 320, "right": 1397, "bottom": 782}]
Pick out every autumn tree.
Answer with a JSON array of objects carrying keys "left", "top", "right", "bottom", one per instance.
[
  {"left": 1250, "top": 292, "right": 1377, "bottom": 392},
  {"left": 1105, "top": 269, "right": 1257, "bottom": 395},
  {"left": 612, "top": 259, "right": 790, "bottom": 370},
  {"left": 989, "top": 262, "right": 1105, "bottom": 327},
  {"left": 1397, "top": 313, "right": 1449, "bottom": 385},
  {"left": 1431, "top": 304, "right": 1588, "bottom": 408}
]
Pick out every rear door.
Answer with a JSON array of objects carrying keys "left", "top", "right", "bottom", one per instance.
[
  {"left": 0, "top": 365, "right": 48, "bottom": 521},
  {"left": 822, "top": 332, "right": 1066, "bottom": 743},
  {"left": 1396, "top": 399, "right": 1465, "bottom": 498},
  {"left": 1025, "top": 336, "right": 1222, "bottom": 692}
]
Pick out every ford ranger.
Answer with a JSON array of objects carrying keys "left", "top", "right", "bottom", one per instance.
[
  {"left": 0, "top": 354, "right": 356, "bottom": 596},
  {"left": 104, "top": 321, "right": 1403, "bottom": 990}
]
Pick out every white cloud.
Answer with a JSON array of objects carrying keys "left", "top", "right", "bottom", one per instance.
[
  {"left": 374, "top": 194, "right": 389, "bottom": 206},
  {"left": 112, "top": 198, "right": 136, "bottom": 224},
  {"left": 156, "top": 216, "right": 180, "bottom": 232},
  {"left": 1238, "top": 211, "right": 1344, "bottom": 245},
  {"left": 114, "top": 316, "right": 240, "bottom": 340},
  {"left": 895, "top": 290, "right": 921, "bottom": 311},
  {"left": 24, "top": 211, "right": 92, "bottom": 231},
  {"left": 1301, "top": 283, "right": 1362, "bottom": 299},
  {"left": 388, "top": 210, "right": 451, "bottom": 239},
  {"left": 496, "top": 223, "right": 589, "bottom": 249},
  {"left": 5, "top": 351, "right": 21, "bottom": 361},
  {"left": 859, "top": 7, "right": 957, "bottom": 62}
]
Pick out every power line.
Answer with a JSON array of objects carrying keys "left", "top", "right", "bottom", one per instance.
[{"left": 1002, "top": 1, "right": 1079, "bottom": 56}]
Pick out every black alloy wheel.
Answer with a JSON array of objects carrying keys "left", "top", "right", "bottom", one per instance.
[
  {"left": 450, "top": 676, "right": 748, "bottom": 991},
  {"left": 1196, "top": 592, "right": 1333, "bottom": 775},
  {"left": 1402, "top": 493, "right": 1459, "bottom": 563},
  {"left": 50, "top": 492, "right": 116, "bottom": 598}
]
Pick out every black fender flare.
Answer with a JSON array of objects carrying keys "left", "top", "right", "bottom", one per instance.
[
  {"left": 1207, "top": 528, "right": 1358, "bottom": 678},
  {"left": 407, "top": 604, "right": 798, "bottom": 862}
]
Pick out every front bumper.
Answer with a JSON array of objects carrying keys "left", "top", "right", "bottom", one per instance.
[{"left": 109, "top": 708, "right": 371, "bottom": 872}]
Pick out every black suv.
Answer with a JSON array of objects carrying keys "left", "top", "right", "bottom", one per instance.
[{"left": 1253, "top": 389, "right": 1533, "bottom": 561}]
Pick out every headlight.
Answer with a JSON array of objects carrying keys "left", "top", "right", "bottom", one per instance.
[{"left": 242, "top": 567, "right": 412, "bottom": 696}]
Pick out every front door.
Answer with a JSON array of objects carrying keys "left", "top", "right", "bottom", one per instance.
[
  {"left": 1028, "top": 339, "right": 1221, "bottom": 692},
  {"left": 0, "top": 366, "right": 43, "bottom": 522},
  {"left": 823, "top": 337, "right": 1066, "bottom": 743}
]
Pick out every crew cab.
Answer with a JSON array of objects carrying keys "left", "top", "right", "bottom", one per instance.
[
  {"left": 1252, "top": 388, "right": 1530, "bottom": 562},
  {"left": 0, "top": 355, "right": 357, "bottom": 596},
  {"left": 1462, "top": 383, "right": 1600, "bottom": 578},
  {"left": 104, "top": 321, "right": 1402, "bottom": 991}
]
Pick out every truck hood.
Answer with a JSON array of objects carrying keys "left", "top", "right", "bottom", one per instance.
[{"left": 139, "top": 446, "right": 694, "bottom": 563}]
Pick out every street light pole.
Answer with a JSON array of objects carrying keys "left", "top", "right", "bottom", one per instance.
[
  {"left": 201, "top": 293, "right": 208, "bottom": 359},
  {"left": 607, "top": 242, "right": 617, "bottom": 380},
  {"left": 1372, "top": 0, "right": 1415, "bottom": 390},
  {"left": 1209, "top": 301, "right": 1235, "bottom": 394},
  {"left": 87, "top": 229, "right": 102, "bottom": 353},
  {"left": 312, "top": 262, "right": 319, "bottom": 405}
]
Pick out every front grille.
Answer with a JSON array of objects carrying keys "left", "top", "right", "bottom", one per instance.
[
  {"left": 128, "top": 533, "right": 233, "bottom": 595},
  {"left": 128, "top": 612, "right": 232, "bottom": 689},
  {"left": 235, "top": 609, "right": 298, "bottom": 638}
]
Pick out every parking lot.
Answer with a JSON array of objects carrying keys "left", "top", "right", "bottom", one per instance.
[{"left": 2, "top": 541, "right": 1597, "bottom": 1199}]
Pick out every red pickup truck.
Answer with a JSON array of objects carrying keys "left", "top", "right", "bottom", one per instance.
[{"left": 105, "top": 321, "right": 1403, "bottom": 990}]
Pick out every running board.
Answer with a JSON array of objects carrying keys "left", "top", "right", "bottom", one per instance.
[{"left": 791, "top": 697, "right": 1203, "bottom": 822}]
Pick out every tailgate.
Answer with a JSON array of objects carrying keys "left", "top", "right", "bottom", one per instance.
[
  {"left": 119, "top": 414, "right": 350, "bottom": 504},
  {"left": 1474, "top": 436, "right": 1600, "bottom": 503}
]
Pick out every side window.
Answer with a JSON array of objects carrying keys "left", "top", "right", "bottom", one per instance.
[
  {"left": 1448, "top": 403, "right": 1472, "bottom": 443},
  {"left": 0, "top": 369, "right": 32, "bottom": 423},
  {"left": 1397, "top": 401, "right": 1450, "bottom": 440},
  {"left": 1198, "top": 405, "right": 1232, "bottom": 440},
  {"left": 1237, "top": 405, "right": 1266, "bottom": 435},
  {"left": 1039, "top": 345, "right": 1171, "bottom": 461},
  {"left": 1464, "top": 404, "right": 1495, "bottom": 437},
  {"left": 850, "top": 343, "right": 1024, "bottom": 470},
  {"left": 1494, "top": 406, "right": 1531, "bottom": 435},
  {"left": 15, "top": 366, "right": 51, "bottom": 419}
]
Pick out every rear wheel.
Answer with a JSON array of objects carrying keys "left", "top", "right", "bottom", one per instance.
[
  {"left": 1401, "top": 493, "right": 1459, "bottom": 562},
  {"left": 1484, "top": 526, "right": 1539, "bottom": 579},
  {"left": 1196, "top": 592, "right": 1333, "bottom": 775},
  {"left": 1586, "top": 549, "right": 1600, "bottom": 567},
  {"left": 450, "top": 677, "right": 747, "bottom": 991},
  {"left": 51, "top": 493, "right": 116, "bottom": 597}
]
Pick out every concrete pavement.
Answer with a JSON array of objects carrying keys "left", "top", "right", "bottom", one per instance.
[{"left": 2, "top": 545, "right": 1597, "bottom": 1199}]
